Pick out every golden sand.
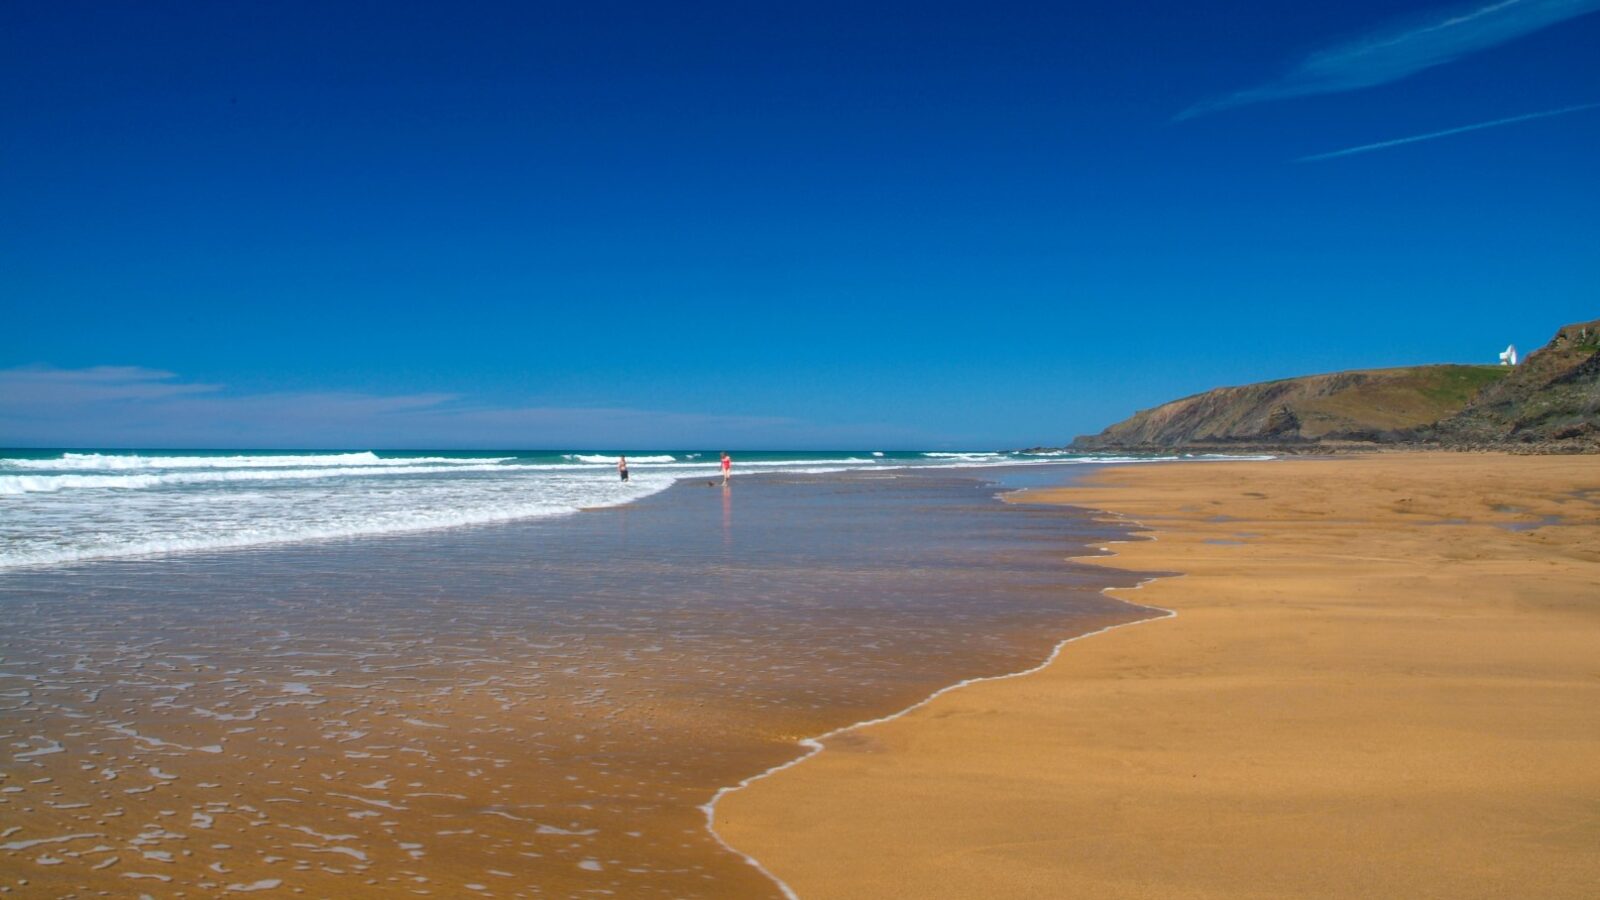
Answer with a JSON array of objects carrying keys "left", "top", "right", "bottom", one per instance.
[{"left": 715, "top": 454, "right": 1600, "bottom": 898}]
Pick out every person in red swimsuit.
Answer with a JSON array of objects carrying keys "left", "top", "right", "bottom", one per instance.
[{"left": 720, "top": 452, "right": 731, "bottom": 486}]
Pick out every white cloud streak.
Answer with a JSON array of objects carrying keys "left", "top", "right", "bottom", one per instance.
[
  {"left": 1179, "top": 0, "right": 1600, "bottom": 119},
  {"left": 0, "top": 365, "right": 915, "bottom": 448},
  {"left": 1298, "top": 100, "right": 1600, "bottom": 160}
]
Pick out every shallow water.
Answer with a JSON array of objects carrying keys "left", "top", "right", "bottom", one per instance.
[
  {"left": 0, "top": 467, "right": 1147, "bottom": 897},
  {"left": 0, "top": 448, "right": 1199, "bottom": 569}
]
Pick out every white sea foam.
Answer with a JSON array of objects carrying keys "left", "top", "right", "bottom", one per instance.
[
  {"left": 226, "top": 879, "right": 283, "bottom": 893},
  {"left": 1, "top": 463, "right": 531, "bottom": 495},
  {"left": 0, "top": 471, "right": 675, "bottom": 569},
  {"left": 719, "top": 458, "right": 880, "bottom": 468},
  {"left": 0, "top": 500, "right": 618, "bottom": 569},
  {"left": 0, "top": 833, "right": 102, "bottom": 851},
  {"left": 1, "top": 452, "right": 509, "bottom": 471},
  {"left": 1, "top": 459, "right": 797, "bottom": 495},
  {"left": 565, "top": 454, "right": 676, "bottom": 464},
  {"left": 0, "top": 448, "right": 1270, "bottom": 571},
  {"left": 0, "top": 457, "right": 897, "bottom": 495}
]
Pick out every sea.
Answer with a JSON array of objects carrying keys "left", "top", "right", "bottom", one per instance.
[
  {"left": 0, "top": 448, "right": 1236, "bottom": 896},
  {"left": 0, "top": 448, "right": 1192, "bottom": 570}
]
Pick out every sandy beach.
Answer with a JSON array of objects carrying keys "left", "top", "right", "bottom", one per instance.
[{"left": 716, "top": 453, "right": 1600, "bottom": 898}]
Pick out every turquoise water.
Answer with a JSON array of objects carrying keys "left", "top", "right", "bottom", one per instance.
[{"left": 0, "top": 447, "right": 1217, "bottom": 569}]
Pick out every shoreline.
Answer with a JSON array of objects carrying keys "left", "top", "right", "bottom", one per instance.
[
  {"left": 0, "top": 462, "right": 1146, "bottom": 896},
  {"left": 0, "top": 452, "right": 1237, "bottom": 572},
  {"left": 702, "top": 577, "right": 1176, "bottom": 900},
  {"left": 714, "top": 453, "right": 1600, "bottom": 898},
  {"left": 702, "top": 478, "right": 1183, "bottom": 899}
]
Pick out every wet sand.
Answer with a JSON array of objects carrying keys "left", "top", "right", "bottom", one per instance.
[
  {"left": 715, "top": 453, "right": 1600, "bottom": 898},
  {"left": 0, "top": 468, "right": 1141, "bottom": 897}
]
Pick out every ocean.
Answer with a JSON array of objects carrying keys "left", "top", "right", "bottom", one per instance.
[{"left": 0, "top": 448, "right": 1192, "bottom": 570}]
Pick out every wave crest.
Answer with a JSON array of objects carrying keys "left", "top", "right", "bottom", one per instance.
[{"left": 2, "top": 452, "right": 511, "bottom": 471}]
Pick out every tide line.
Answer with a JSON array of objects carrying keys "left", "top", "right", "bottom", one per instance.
[{"left": 701, "top": 509, "right": 1179, "bottom": 900}]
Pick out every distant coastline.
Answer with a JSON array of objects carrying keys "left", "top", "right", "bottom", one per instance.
[{"left": 1062, "top": 317, "right": 1599, "bottom": 454}]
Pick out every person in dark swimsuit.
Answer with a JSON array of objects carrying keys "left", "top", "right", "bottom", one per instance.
[{"left": 619, "top": 455, "right": 629, "bottom": 482}]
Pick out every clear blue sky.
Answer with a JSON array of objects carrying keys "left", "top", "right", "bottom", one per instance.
[{"left": 4, "top": 1, "right": 1597, "bottom": 448}]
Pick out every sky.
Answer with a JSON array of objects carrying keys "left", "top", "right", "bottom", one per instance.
[{"left": 3, "top": 0, "right": 1597, "bottom": 449}]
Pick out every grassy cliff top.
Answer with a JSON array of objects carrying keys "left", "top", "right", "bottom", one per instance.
[
  {"left": 1074, "top": 364, "right": 1511, "bottom": 448},
  {"left": 1074, "top": 317, "right": 1598, "bottom": 451}
]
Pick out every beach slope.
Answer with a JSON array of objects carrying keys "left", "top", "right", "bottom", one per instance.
[{"left": 715, "top": 454, "right": 1600, "bottom": 898}]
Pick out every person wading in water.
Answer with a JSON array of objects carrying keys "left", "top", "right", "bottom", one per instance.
[{"left": 618, "top": 455, "right": 629, "bottom": 482}]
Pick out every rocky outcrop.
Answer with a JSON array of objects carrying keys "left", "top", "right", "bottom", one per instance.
[{"left": 1420, "top": 318, "right": 1600, "bottom": 450}]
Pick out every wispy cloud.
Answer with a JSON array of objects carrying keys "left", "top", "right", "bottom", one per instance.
[
  {"left": 1, "top": 365, "right": 222, "bottom": 402},
  {"left": 0, "top": 365, "right": 915, "bottom": 448},
  {"left": 1298, "top": 101, "right": 1600, "bottom": 160},
  {"left": 1179, "top": 0, "right": 1600, "bottom": 119}
]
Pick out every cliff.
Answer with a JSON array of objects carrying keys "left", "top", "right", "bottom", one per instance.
[
  {"left": 1071, "top": 317, "right": 1599, "bottom": 452},
  {"left": 1072, "top": 365, "right": 1506, "bottom": 449},
  {"left": 1423, "top": 318, "right": 1600, "bottom": 447}
]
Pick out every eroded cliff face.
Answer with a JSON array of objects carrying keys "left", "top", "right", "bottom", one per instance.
[{"left": 1072, "top": 318, "right": 1599, "bottom": 453}]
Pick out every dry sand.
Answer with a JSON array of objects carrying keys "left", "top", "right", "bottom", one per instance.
[{"left": 715, "top": 453, "right": 1600, "bottom": 898}]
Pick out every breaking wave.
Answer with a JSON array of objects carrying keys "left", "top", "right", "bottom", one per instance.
[
  {"left": 0, "top": 448, "right": 1271, "bottom": 570},
  {"left": 3, "top": 452, "right": 510, "bottom": 471},
  {"left": 0, "top": 479, "right": 676, "bottom": 569},
  {"left": 3, "top": 463, "right": 543, "bottom": 495}
]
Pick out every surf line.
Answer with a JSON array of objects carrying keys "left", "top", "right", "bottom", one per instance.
[{"left": 701, "top": 507, "right": 1181, "bottom": 900}]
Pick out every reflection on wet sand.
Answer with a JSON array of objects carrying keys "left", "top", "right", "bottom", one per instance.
[{"left": 1, "top": 470, "right": 1145, "bottom": 896}]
